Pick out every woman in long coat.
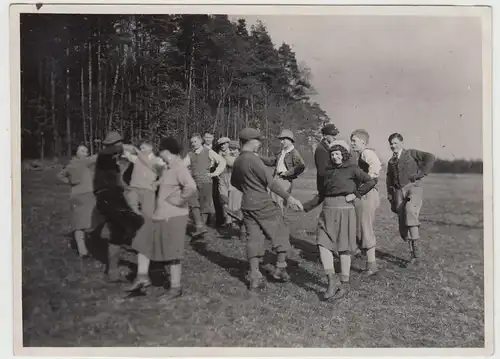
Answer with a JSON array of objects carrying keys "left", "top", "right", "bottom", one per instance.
[
  {"left": 130, "top": 137, "right": 197, "bottom": 300},
  {"left": 57, "top": 144, "right": 97, "bottom": 259}
]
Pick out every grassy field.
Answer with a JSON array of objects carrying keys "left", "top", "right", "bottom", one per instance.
[{"left": 21, "top": 168, "right": 484, "bottom": 348}]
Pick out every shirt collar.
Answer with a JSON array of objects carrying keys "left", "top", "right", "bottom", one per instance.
[{"left": 281, "top": 145, "right": 295, "bottom": 155}]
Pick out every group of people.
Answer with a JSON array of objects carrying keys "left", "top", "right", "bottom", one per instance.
[{"left": 57, "top": 122, "right": 435, "bottom": 301}]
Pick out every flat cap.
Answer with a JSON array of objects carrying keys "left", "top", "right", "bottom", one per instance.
[
  {"left": 217, "top": 137, "right": 231, "bottom": 145},
  {"left": 321, "top": 123, "right": 339, "bottom": 136},
  {"left": 239, "top": 128, "right": 263, "bottom": 142}
]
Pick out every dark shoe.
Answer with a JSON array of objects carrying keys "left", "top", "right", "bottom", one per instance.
[
  {"left": 125, "top": 275, "right": 151, "bottom": 292},
  {"left": 272, "top": 268, "right": 291, "bottom": 283},
  {"left": 79, "top": 254, "right": 92, "bottom": 261},
  {"left": 330, "top": 287, "right": 347, "bottom": 300},
  {"left": 158, "top": 287, "right": 183, "bottom": 301},
  {"left": 192, "top": 225, "right": 208, "bottom": 238}
]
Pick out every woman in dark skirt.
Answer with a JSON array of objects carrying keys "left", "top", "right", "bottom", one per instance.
[
  {"left": 129, "top": 137, "right": 197, "bottom": 300},
  {"left": 303, "top": 142, "right": 376, "bottom": 300}
]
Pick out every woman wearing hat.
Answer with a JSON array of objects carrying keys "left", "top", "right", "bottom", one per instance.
[
  {"left": 303, "top": 142, "right": 376, "bottom": 300},
  {"left": 260, "top": 129, "right": 306, "bottom": 215},
  {"left": 57, "top": 144, "right": 97, "bottom": 259},
  {"left": 128, "top": 137, "right": 197, "bottom": 299}
]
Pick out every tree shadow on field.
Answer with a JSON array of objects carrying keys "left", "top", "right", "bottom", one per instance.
[
  {"left": 375, "top": 249, "right": 408, "bottom": 268},
  {"left": 191, "top": 239, "right": 333, "bottom": 296},
  {"left": 289, "top": 235, "right": 364, "bottom": 274},
  {"left": 420, "top": 218, "right": 483, "bottom": 230},
  {"left": 190, "top": 241, "right": 249, "bottom": 285}
]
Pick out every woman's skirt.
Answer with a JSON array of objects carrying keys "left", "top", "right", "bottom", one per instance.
[
  {"left": 70, "top": 192, "right": 96, "bottom": 231},
  {"left": 316, "top": 196, "right": 357, "bottom": 253},
  {"left": 132, "top": 215, "right": 189, "bottom": 262}
]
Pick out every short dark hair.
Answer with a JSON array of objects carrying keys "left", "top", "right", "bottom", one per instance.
[
  {"left": 159, "top": 137, "right": 182, "bottom": 155},
  {"left": 329, "top": 144, "right": 351, "bottom": 163},
  {"left": 388, "top": 133, "right": 404, "bottom": 142}
]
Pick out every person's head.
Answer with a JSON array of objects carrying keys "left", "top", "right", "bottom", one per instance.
[
  {"left": 217, "top": 137, "right": 231, "bottom": 152},
  {"left": 158, "top": 137, "right": 182, "bottom": 165},
  {"left": 203, "top": 133, "right": 214, "bottom": 146},
  {"left": 278, "top": 129, "right": 294, "bottom": 149},
  {"left": 350, "top": 129, "right": 370, "bottom": 152},
  {"left": 139, "top": 139, "right": 154, "bottom": 154},
  {"left": 321, "top": 123, "right": 339, "bottom": 144},
  {"left": 190, "top": 133, "right": 203, "bottom": 151},
  {"left": 239, "top": 128, "right": 263, "bottom": 153},
  {"left": 329, "top": 144, "right": 351, "bottom": 165},
  {"left": 229, "top": 140, "right": 240, "bottom": 156},
  {"left": 75, "top": 144, "right": 89, "bottom": 159},
  {"left": 388, "top": 133, "right": 404, "bottom": 153},
  {"left": 102, "top": 131, "right": 123, "bottom": 148}
]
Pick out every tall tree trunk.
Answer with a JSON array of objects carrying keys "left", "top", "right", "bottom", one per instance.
[
  {"left": 81, "top": 61, "right": 87, "bottom": 146},
  {"left": 65, "top": 47, "right": 71, "bottom": 156},
  {"left": 183, "top": 40, "right": 195, "bottom": 144},
  {"left": 119, "top": 73, "right": 124, "bottom": 134},
  {"left": 51, "top": 57, "right": 59, "bottom": 157},
  {"left": 103, "top": 64, "right": 107, "bottom": 138},
  {"left": 97, "top": 21, "right": 103, "bottom": 146},
  {"left": 88, "top": 41, "right": 94, "bottom": 154},
  {"left": 109, "top": 44, "right": 127, "bottom": 132},
  {"left": 128, "top": 83, "right": 133, "bottom": 143}
]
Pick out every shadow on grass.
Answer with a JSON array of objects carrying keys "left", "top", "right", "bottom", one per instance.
[
  {"left": 420, "top": 218, "right": 483, "bottom": 230},
  {"left": 190, "top": 240, "right": 249, "bottom": 285},
  {"left": 375, "top": 249, "right": 408, "bottom": 268},
  {"left": 191, "top": 238, "right": 329, "bottom": 297}
]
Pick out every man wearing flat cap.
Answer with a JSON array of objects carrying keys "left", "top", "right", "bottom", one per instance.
[
  {"left": 231, "top": 127, "right": 304, "bottom": 291},
  {"left": 93, "top": 131, "right": 145, "bottom": 282},
  {"left": 260, "top": 129, "right": 306, "bottom": 215},
  {"left": 315, "top": 123, "right": 338, "bottom": 195}
]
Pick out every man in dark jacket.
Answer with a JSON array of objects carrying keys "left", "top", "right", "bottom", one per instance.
[
  {"left": 314, "top": 123, "right": 338, "bottom": 195},
  {"left": 386, "top": 132, "right": 436, "bottom": 265},
  {"left": 260, "top": 129, "right": 306, "bottom": 215},
  {"left": 93, "top": 131, "right": 145, "bottom": 282}
]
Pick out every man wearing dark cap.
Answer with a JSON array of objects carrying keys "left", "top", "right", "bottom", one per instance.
[
  {"left": 315, "top": 123, "right": 338, "bottom": 195},
  {"left": 93, "top": 131, "right": 145, "bottom": 282},
  {"left": 231, "top": 127, "right": 304, "bottom": 291}
]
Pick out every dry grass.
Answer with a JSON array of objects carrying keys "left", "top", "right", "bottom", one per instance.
[{"left": 21, "top": 169, "right": 484, "bottom": 347}]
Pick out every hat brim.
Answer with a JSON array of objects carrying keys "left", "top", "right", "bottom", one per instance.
[
  {"left": 102, "top": 139, "right": 122, "bottom": 145},
  {"left": 278, "top": 136, "right": 294, "bottom": 142}
]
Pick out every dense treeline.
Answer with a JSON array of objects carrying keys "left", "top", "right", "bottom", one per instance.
[
  {"left": 431, "top": 159, "right": 483, "bottom": 174},
  {"left": 20, "top": 14, "right": 330, "bottom": 160}
]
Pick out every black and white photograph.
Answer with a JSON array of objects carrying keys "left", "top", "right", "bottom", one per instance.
[{"left": 12, "top": 3, "right": 493, "bottom": 355}]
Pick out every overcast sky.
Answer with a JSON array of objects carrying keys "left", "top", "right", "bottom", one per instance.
[{"left": 230, "top": 15, "right": 483, "bottom": 161}]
